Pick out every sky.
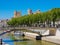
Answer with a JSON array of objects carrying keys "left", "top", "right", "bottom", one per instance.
[{"left": 0, "top": 0, "right": 60, "bottom": 19}]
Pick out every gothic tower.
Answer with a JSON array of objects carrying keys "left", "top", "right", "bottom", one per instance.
[
  {"left": 27, "top": 9, "right": 33, "bottom": 15},
  {"left": 14, "top": 11, "right": 21, "bottom": 18},
  {"left": 14, "top": 11, "right": 17, "bottom": 18},
  {"left": 36, "top": 10, "right": 40, "bottom": 13}
]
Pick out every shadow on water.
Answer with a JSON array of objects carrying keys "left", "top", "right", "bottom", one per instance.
[{"left": 3, "top": 39, "right": 31, "bottom": 42}]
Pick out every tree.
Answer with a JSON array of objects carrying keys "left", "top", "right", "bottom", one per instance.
[{"left": 7, "top": 8, "right": 60, "bottom": 28}]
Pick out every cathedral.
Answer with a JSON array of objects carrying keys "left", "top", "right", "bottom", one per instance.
[
  {"left": 13, "top": 9, "right": 40, "bottom": 18},
  {"left": 14, "top": 11, "right": 21, "bottom": 18}
]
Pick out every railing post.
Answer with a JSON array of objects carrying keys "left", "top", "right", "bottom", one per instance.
[{"left": 0, "top": 39, "right": 2, "bottom": 45}]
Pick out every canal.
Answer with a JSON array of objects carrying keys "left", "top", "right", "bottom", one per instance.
[{"left": 0, "top": 30, "right": 59, "bottom": 45}]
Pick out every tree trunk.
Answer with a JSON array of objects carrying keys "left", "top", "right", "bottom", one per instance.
[{"left": 53, "top": 21, "right": 55, "bottom": 27}]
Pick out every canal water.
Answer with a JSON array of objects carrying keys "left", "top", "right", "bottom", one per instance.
[
  {"left": 14, "top": 31, "right": 59, "bottom": 45},
  {"left": 0, "top": 35, "right": 14, "bottom": 45},
  {"left": 0, "top": 31, "right": 59, "bottom": 45}
]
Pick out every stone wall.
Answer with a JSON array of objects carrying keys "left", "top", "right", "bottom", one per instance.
[{"left": 49, "top": 28, "right": 56, "bottom": 36}]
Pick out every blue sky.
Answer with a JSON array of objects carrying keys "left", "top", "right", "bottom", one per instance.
[{"left": 0, "top": 0, "right": 60, "bottom": 19}]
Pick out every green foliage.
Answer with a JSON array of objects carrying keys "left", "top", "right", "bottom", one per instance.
[{"left": 7, "top": 8, "right": 60, "bottom": 26}]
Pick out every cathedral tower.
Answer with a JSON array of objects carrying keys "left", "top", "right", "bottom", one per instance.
[
  {"left": 14, "top": 11, "right": 21, "bottom": 18},
  {"left": 27, "top": 9, "right": 33, "bottom": 15}
]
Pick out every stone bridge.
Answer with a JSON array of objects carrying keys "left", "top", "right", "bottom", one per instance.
[{"left": 0, "top": 27, "right": 57, "bottom": 36}]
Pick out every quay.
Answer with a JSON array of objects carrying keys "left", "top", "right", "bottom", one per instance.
[{"left": 23, "top": 28, "right": 60, "bottom": 44}]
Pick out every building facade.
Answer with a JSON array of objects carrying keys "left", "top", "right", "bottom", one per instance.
[
  {"left": 27, "top": 9, "right": 33, "bottom": 15},
  {"left": 36, "top": 10, "right": 40, "bottom": 13},
  {"left": 14, "top": 11, "right": 21, "bottom": 18},
  {"left": 0, "top": 19, "right": 9, "bottom": 28}
]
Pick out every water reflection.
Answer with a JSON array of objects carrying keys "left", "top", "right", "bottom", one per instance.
[
  {"left": 0, "top": 30, "right": 59, "bottom": 45},
  {"left": 14, "top": 31, "right": 59, "bottom": 45},
  {"left": 0, "top": 36, "right": 14, "bottom": 45}
]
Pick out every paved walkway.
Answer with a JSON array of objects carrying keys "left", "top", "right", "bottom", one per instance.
[{"left": 42, "top": 36, "right": 60, "bottom": 44}]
